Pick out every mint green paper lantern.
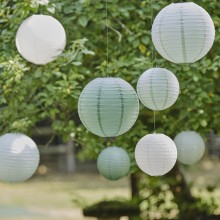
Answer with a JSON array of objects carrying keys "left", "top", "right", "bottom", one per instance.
[
  {"left": 174, "top": 131, "right": 205, "bottom": 165},
  {"left": 78, "top": 77, "right": 139, "bottom": 137},
  {"left": 137, "top": 68, "right": 179, "bottom": 111},
  {"left": 97, "top": 146, "right": 131, "bottom": 180}
]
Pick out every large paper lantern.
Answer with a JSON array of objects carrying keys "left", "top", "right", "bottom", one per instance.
[
  {"left": 16, "top": 15, "right": 66, "bottom": 65},
  {"left": 174, "top": 131, "right": 205, "bottom": 165},
  {"left": 137, "top": 68, "right": 179, "bottom": 111},
  {"left": 0, "top": 133, "right": 40, "bottom": 183},
  {"left": 152, "top": 2, "right": 215, "bottom": 63},
  {"left": 135, "top": 133, "right": 177, "bottom": 176},
  {"left": 78, "top": 77, "right": 139, "bottom": 137},
  {"left": 97, "top": 146, "right": 131, "bottom": 180}
]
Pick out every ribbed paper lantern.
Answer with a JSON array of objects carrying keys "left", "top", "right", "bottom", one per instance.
[
  {"left": 135, "top": 133, "right": 177, "bottom": 176},
  {"left": 152, "top": 2, "right": 215, "bottom": 63},
  {"left": 0, "top": 133, "right": 40, "bottom": 183},
  {"left": 78, "top": 77, "right": 139, "bottom": 137},
  {"left": 16, "top": 15, "right": 66, "bottom": 65},
  {"left": 137, "top": 68, "right": 179, "bottom": 111},
  {"left": 97, "top": 146, "right": 130, "bottom": 180},
  {"left": 174, "top": 131, "right": 205, "bottom": 165}
]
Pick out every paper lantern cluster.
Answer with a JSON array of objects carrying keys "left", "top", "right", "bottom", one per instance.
[
  {"left": 134, "top": 2, "right": 214, "bottom": 176},
  {"left": 16, "top": 15, "right": 66, "bottom": 65},
  {"left": 174, "top": 131, "right": 205, "bottom": 165},
  {"left": 137, "top": 68, "right": 179, "bottom": 111},
  {"left": 0, "top": 133, "right": 40, "bottom": 183},
  {"left": 135, "top": 134, "right": 177, "bottom": 176},
  {"left": 152, "top": 2, "right": 215, "bottom": 64},
  {"left": 78, "top": 77, "right": 139, "bottom": 137},
  {"left": 8, "top": 2, "right": 214, "bottom": 182},
  {"left": 135, "top": 57, "right": 180, "bottom": 176},
  {"left": 97, "top": 146, "right": 131, "bottom": 180},
  {"left": 81, "top": 1, "right": 214, "bottom": 178}
]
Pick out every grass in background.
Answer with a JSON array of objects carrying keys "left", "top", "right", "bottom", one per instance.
[
  {"left": 0, "top": 158, "right": 219, "bottom": 220},
  {"left": 0, "top": 173, "right": 130, "bottom": 220}
]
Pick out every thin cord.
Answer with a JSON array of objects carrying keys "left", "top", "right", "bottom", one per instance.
[
  {"left": 104, "top": 137, "right": 107, "bottom": 147},
  {"left": 150, "top": 0, "right": 158, "bottom": 67},
  {"left": 151, "top": 0, "right": 154, "bottom": 68},
  {"left": 154, "top": 48, "right": 157, "bottom": 67},
  {"left": 153, "top": 111, "right": 156, "bottom": 133},
  {"left": 151, "top": 1, "right": 157, "bottom": 133},
  {"left": 106, "top": 0, "right": 109, "bottom": 76},
  {"left": 150, "top": 0, "right": 153, "bottom": 25}
]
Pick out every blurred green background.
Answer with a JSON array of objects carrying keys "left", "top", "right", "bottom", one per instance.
[{"left": 0, "top": 0, "right": 220, "bottom": 219}]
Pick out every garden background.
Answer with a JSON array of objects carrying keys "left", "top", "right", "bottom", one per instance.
[{"left": 0, "top": 0, "right": 220, "bottom": 219}]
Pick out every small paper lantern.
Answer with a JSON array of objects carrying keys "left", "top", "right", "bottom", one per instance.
[
  {"left": 137, "top": 68, "right": 179, "bottom": 111},
  {"left": 135, "top": 133, "right": 177, "bottom": 176},
  {"left": 174, "top": 131, "right": 205, "bottom": 165},
  {"left": 152, "top": 2, "right": 215, "bottom": 63},
  {"left": 97, "top": 146, "right": 131, "bottom": 180},
  {"left": 0, "top": 133, "right": 40, "bottom": 183},
  {"left": 78, "top": 77, "right": 139, "bottom": 137},
  {"left": 16, "top": 15, "right": 66, "bottom": 65}
]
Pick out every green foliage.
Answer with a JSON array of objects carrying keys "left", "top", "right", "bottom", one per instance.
[
  {"left": 139, "top": 175, "right": 218, "bottom": 220},
  {"left": 140, "top": 177, "right": 178, "bottom": 220},
  {"left": 2, "top": 0, "right": 219, "bottom": 143},
  {"left": 0, "top": 0, "right": 94, "bottom": 139},
  {"left": 1, "top": 0, "right": 220, "bottom": 218}
]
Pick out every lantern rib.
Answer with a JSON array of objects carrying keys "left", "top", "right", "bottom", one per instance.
[
  {"left": 97, "top": 83, "right": 107, "bottom": 137},
  {"left": 161, "top": 69, "right": 169, "bottom": 110},
  {"left": 180, "top": 7, "right": 187, "bottom": 63},
  {"left": 157, "top": 8, "right": 175, "bottom": 63},
  {"left": 162, "top": 139, "right": 167, "bottom": 175},
  {"left": 192, "top": 6, "right": 207, "bottom": 62},
  {"left": 113, "top": 80, "right": 125, "bottom": 136},
  {"left": 149, "top": 69, "right": 159, "bottom": 110}
]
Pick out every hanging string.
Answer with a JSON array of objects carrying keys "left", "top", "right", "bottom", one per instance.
[
  {"left": 150, "top": 0, "right": 158, "bottom": 67},
  {"left": 105, "top": 0, "right": 109, "bottom": 76},
  {"left": 153, "top": 110, "right": 156, "bottom": 133},
  {"left": 151, "top": 1, "right": 157, "bottom": 134},
  {"left": 150, "top": 0, "right": 154, "bottom": 68}
]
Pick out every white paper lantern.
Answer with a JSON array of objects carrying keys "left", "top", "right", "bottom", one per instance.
[
  {"left": 137, "top": 68, "right": 179, "bottom": 111},
  {"left": 152, "top": 2, "right": 215, "bottom": 63},
  {"left": 174, "top": 131, "right": 205, "bottom": 165},
  {"left": 135, "top": 133, "right": 177, "bottom": 176},
  {"left": 16, "top": 15, "right": 66, "bottom": 65},
  {"left": 78, "top": 77, "right": 139, "bottom": 137},
  {"left": 97, "top": 146, "right": 131, "bottom": 180},
  {"left": 0, "top": 133, "right": 40, "bottom": 183}
]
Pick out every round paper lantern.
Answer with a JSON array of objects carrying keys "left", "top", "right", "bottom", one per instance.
[
  {"left": 135, "top": 133, "right": 177, "bottom": 176},
  {"left": 137, "top": 68, "right": 179, "bottom": 111},
  {"left": 16, "top": 15, "right": 66, "bottom": 65},
  {"left": 152, "top": 2, "right": 215, "bottom": 63},
  {"left": 0, "top": 133, "right": 40, "bottom": 183},
  {"left": 78, "top": 77, "right": 139, "bottom": 137},
  {"left": 174, "top": 131, "right": 205, "bottom": 165},
  {"left": 97, "top": 146, "right": 131, "bottom": 180}
]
